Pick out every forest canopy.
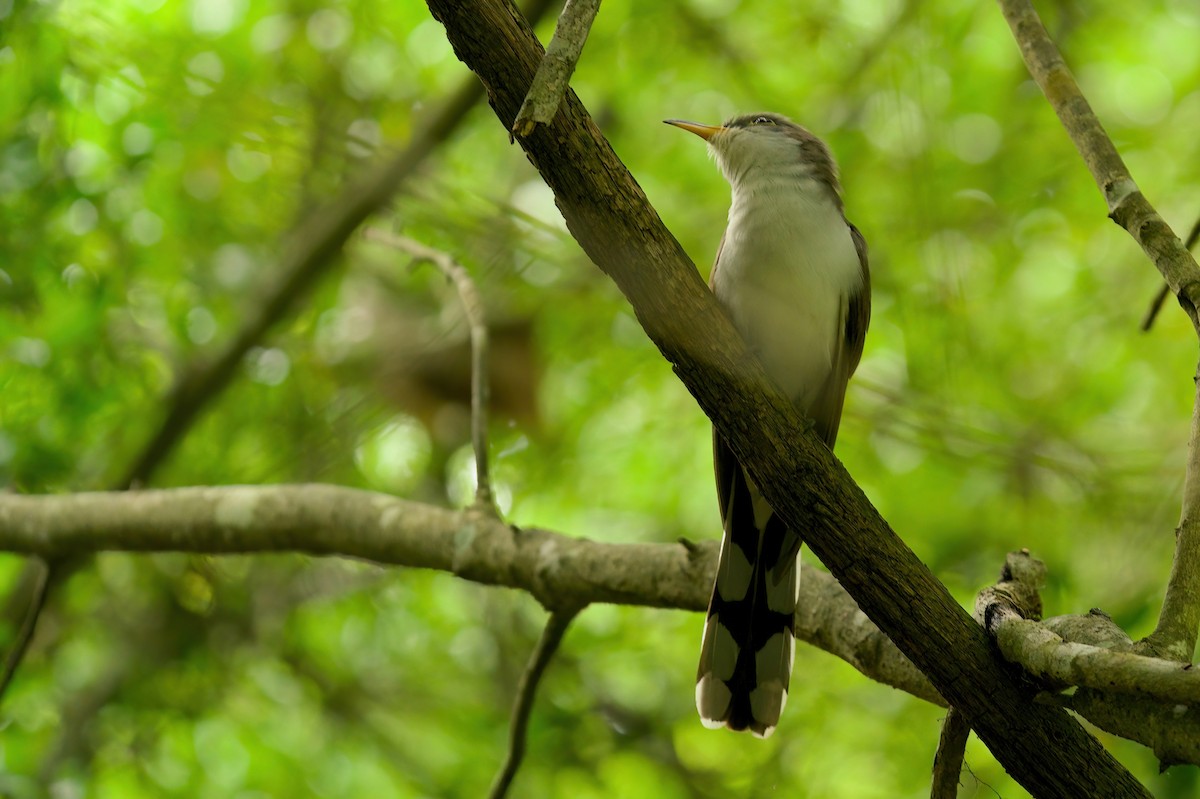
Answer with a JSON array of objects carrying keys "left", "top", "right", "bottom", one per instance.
[{"left": 2, "top": 0, "right": 1199, "bottom": 796}]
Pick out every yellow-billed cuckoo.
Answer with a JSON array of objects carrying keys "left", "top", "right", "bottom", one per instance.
[{"left": 666, "top": 113, "right": 871, "bottom": 737}]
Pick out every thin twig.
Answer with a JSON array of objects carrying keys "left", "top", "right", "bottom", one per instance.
[
  {"left": 1143, "top": 284, "right": 1172, "bottom": 333},
  {"left": 931, "top": 708, "right": 969, "bottom": 799},
  {"left": 488, "top": 608, "right": 581, "bottom": 799},
  {"left": 0, "top": 558, "right": 49, "bottom": 699},
  {"left": 362, "top": 230, "right": 498, "bottom": 516},
  {"left": 511, "top": 0, "right": 602, "bottom": 139},
  {"left": 996, "top": 0, "right": 1200, "bottom": 332},
  {"left": 1142, "top": 216, "right": 1200, "bottom": 331}
]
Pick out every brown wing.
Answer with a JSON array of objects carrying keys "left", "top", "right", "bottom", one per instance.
[
  {"left": 807, "top": 219, "right": 871, "bottom": 449},
  {"left": 707, "top": 230, "right": 726, "bottom": 291},
  {"left": 844, "top": 221, "right": 871, "bottom": 377},
  {"left": 708, "top": 229, "right": 734, "bottom": 523}
]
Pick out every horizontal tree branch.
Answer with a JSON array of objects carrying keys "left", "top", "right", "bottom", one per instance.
[
  {"left": 1065, "top": 688, "right": 1200, "bottom": 769},
  {"left": 991, "top": 613, "right": 1200, "bottom": 706},
  {"left": 0, "top": 485, "right": 697, "bottom": 611},
  {"left": 0, "top": 53, "right": 504, "bottom": 708},
  {"left": 2, "top": 484, "right": 1196, "bottom": 764},
  {"left": 0, "top": 486, "right": 943, "bottom": 697}
]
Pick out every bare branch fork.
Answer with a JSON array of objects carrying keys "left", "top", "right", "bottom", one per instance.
[
  {"left": 992, "top": 615, "right": 1200, "bottom": 705},
  {"left": 362, "top": 230, "right": 498, "bottom": 515},
  {"left": 996, "top": 0, "right": 1200, "bottom": 665}
]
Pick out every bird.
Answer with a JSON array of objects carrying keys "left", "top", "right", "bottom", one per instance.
[{"left": 665, "top": 113, "right": 871, "bottom": 737}]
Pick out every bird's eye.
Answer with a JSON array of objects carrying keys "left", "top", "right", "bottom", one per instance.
[{"left": 752, "top": 116, "right": 774, "bottom": 126}]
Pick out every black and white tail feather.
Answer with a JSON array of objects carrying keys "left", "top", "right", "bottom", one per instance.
[{"left": 696, "top": 437, "right": 801, "bottom": 738}]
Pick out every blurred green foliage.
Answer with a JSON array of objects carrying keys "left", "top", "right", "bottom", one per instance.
[{"left": 2, "top": 0, "right": 1199, "bottom": 795}]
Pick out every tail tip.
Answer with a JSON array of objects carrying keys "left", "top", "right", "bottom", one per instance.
[{"left": 696, "top": 674, "right": 783, "bottom": 738}]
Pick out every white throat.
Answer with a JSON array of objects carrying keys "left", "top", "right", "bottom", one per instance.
[{"left": 709, "top": 167, "right": 863, "bottom": 407}]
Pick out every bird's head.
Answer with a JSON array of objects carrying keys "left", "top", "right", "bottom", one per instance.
[{"left": 665, "top": 113, "right": 839, "bottom": 194}]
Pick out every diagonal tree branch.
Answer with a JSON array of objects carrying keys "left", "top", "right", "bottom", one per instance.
[
  {"left": 1142, "top": 216, "right": 1200, "bottom": 331},
  {"left": 995, "top": 0, "right": 1200, "bottom": 665},
  {"left": 994, "top": 0, "right": 1200, "bottom": 330},
  {"left": 793, "top": 555, "right": 943, "bottom": 706},
  {"left": 425, "top": 0, "right": 1149, "bottom": 794}
]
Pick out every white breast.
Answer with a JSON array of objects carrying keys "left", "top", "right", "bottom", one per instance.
[{"left": 710, "top": 174, "right": 863, "bottom": 410}]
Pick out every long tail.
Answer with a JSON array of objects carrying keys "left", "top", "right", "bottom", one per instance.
[{"left": 696, "top": 438, "right": 801, "bottom": 738}]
